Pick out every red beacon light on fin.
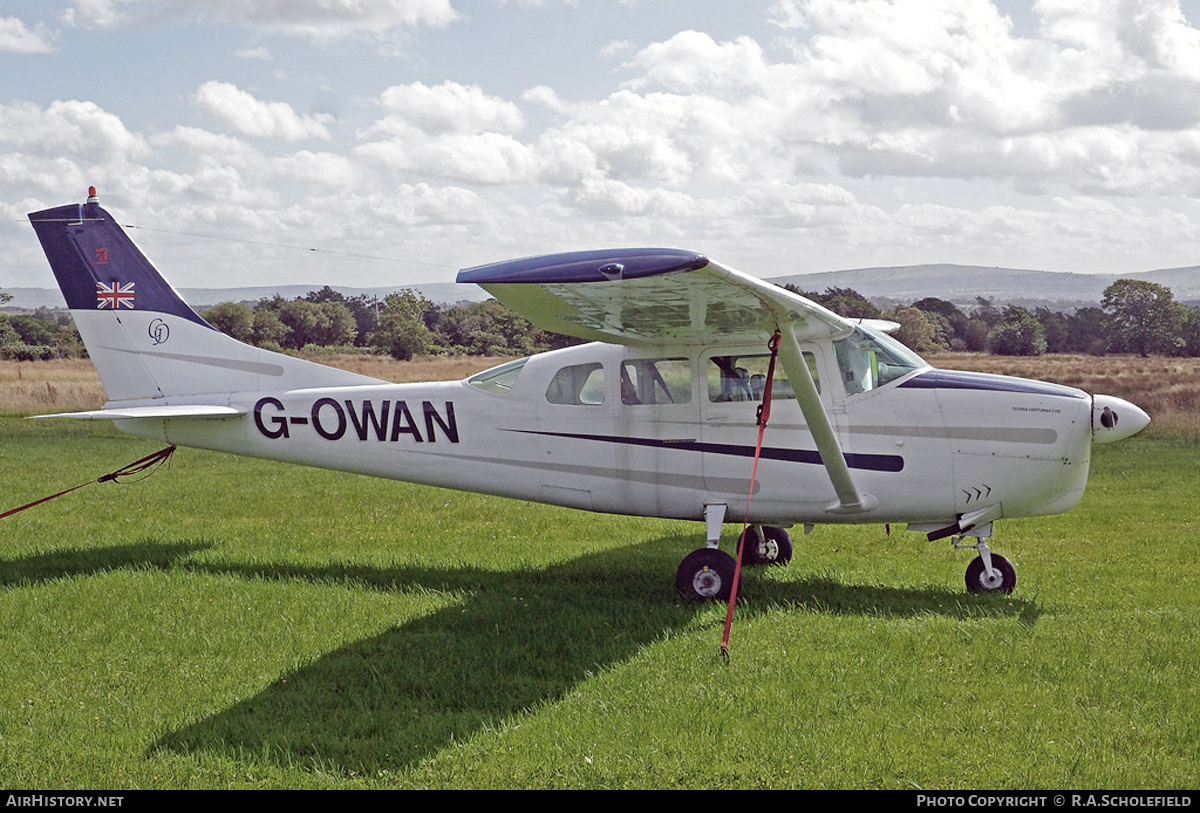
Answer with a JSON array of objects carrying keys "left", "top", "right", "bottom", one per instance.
[{"left": 87, "top": 186, "right": 98, "bottom": 203}]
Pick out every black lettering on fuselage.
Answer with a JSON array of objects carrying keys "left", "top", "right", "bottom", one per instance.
[
  {"left": 423, "top": 400, "right": 458, "bottom": 443},
  {"left": 312, "top": 398, "right": 347, "bottom": 440},
  {"left": 390, "top": 400, "right": 422, "bottom": 442},
  {"left": 253, "top": 397, "right": 288, "bottom": 439},
  {"left": 346, "top": 399, "right": 390, "bottom": 441},
  {"left": 252, "top": 397, "right": 458, "bottom": 444}
]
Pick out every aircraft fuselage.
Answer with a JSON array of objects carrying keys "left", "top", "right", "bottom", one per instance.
[{"left": 118, "top": 340, "right": 1095, "bottom": 530}]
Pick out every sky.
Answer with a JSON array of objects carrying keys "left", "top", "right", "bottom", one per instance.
[{"left": 4, "top": 0, "right": 1200, "bottom": 293}]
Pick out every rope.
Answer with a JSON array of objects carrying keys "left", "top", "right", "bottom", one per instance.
[
  {"left": 721, "top": 331, "right": 781, "bottom": 659},
  {"left": 0, "top": 447, "right": 176, "bottom": 521}
]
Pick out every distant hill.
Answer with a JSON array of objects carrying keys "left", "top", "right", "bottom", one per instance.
[
  {"left": 768, "top": 264, "right": 1200, "bottom": 308},
  {"left": 6, "top": 264, "right": 1198, "bottom": 312},
  {"left": 1, "top": 282, "right": 492, "bottom": 311}
]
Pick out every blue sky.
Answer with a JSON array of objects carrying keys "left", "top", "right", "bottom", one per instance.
[{"left": 4, "top": 0, "right": 1200, "bottom": 292}]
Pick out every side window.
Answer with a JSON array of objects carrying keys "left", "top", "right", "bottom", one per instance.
[
  {"left": 708, "top": 353, "right": 816, "bottom": 402},
  {"left": 620, "top": 358, "right": 692, "bottom": 405},
  {"left": 546, "top": 363, "right": 605, "bottom": 405}
]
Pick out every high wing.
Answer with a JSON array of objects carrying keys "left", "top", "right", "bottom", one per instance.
[
  {"left": 457, "top": 249, "right": 877, "bottom": 514},
  {"left": 457, "top": 248, "right": 854, "bottom": 347}
]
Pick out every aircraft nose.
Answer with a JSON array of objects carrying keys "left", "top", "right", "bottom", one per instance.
[{"left": 1092, "top": 394, "right": 1151, "bottom": 443}]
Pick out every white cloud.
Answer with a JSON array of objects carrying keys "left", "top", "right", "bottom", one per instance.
[
  {"left": 624, "top": 31, "right": 776, "bottom": 94},
  {"left": 16, "top": 1, "right": 1200, "bottom": 289},
  {"left": 235, "top": 46, "right": 272, "bottom": 60},
  {"left": 0, "top": 16, "right": 56, "bottom": 53},
  {"left": 195, "top": 81, "right": 333, "bottom": 143},
  {"left": 356, "top": 128, "right": 537, "bottom": 185},
  {"left": 374, "top": 81, "right": 526, "bottom": 135},
  {"left": 0, "top": 99, "right": 149, "bottom": 163},
  {"left": 62, "top": 0, "right": 457, "bottom": 36}
]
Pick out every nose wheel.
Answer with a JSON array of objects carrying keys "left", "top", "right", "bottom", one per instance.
[{"left": 965, "top": 552, "right": 1016, "bottom": 594}]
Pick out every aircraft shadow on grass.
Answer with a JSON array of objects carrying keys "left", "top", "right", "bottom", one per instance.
[
  {"left": 153, "top": 534, "right": 1036, "bottom": 774},
  {"left": 0, "top": 540, "right": 211, "bottom": 589}
]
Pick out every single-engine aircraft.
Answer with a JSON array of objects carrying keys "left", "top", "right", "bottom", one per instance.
[{"left": 28, "top": 190, "right": 1150, "bottom": 600}]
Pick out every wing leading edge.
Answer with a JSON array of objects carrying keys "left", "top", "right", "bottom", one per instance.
[{"left": 458, "top": 249, "right": 875, "bottom": 515}]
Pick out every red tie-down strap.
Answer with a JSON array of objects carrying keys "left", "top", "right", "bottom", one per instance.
[
  {"left": 721, "top": 332, "right": 781, "bottom": 658},
  {"left": 1, "top": 446, "right": 176, "bottom": 521}
]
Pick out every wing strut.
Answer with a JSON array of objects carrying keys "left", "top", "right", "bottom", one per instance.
[{"left": 775, "top": 321, "right": 877, "bottom": 515}]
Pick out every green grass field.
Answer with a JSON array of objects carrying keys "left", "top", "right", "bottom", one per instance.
[{"left": 1, "top": 417, "right": 1197, "bottom": 789}]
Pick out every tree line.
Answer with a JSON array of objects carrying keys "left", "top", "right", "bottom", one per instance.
[
  {"left": 787, "top": 279, "right": 1200, "bottom": 358},
  {"left": 2, "top": 278, "right": 1198, "bottom": 361},
  {"left": 198, "top": 286, "right": 578, "bottom": 359}
]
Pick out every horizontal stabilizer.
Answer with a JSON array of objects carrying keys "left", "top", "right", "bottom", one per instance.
[{"left": 31, "top": 405, "right": 246, "bottom": 421}]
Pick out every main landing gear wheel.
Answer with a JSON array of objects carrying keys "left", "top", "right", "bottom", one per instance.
[
  {"left": 965, "top": 554, "right": 1016, "bottom": 594},
  {"left": 676, "top": 548, "right": 737, "bottom": 602},
  {"left": 739, "top": 525, "right": 794, "bottom": 566}
]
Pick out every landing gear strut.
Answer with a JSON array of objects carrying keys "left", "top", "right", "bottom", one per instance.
[{"left": 739, "top": 524, "right": 794, "bottom": 566}]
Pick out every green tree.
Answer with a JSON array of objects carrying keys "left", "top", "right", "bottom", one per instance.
[
  {"left": 1182, "top": 306, "right": 1200, "bottom": 357},
  {"left": 204, "top": 302, "right": 256, "bottom": 343},
  {"left": 8, "top": 314, "right": 58, "bottom": 346},
  {"left": 275, "top": 299, "right": 357, "bottom": 349},
  {"left": 303, "top": 286, "right": 378, "bottom": 346},
  {"left": 1101, "top": 279, "right": 1186, "bottom": 357},
  {"left": 368, "top": 289, "right": 437, "bottom": 360},
  {"left": 884, "top": 307, "right": 942, "bottom": 353},
  {"left": 988, "top": 305, "right": 1047, "bottom": 356},
  {"left": 1064, "top": 307, "right": 1107, "bottom": 355},
  {"left": 252, "top": 309, "right": 290, "bottom": 349}
]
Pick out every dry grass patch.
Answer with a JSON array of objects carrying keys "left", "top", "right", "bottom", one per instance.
[
  {"left": 294, "top": 352, "right": 515, "bottom": 383},
  {"left": 0, "top": 359, "right": 107, "bottom": 414},
  {"left": 0, "top": 355, "right": 513, "bottom": 415}
]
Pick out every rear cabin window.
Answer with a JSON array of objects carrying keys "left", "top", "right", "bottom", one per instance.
[
  {"left": 620, "top": 358, "right": 691, "bottom": 405},
  {"left": 708, "top": 353, "right": 816, "bottom": 402},
  {"left": 546, "top": 362, "right": 605, "bottom": 405}
]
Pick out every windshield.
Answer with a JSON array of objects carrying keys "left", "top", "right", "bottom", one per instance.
[
  {"left": 467, "top": 357, "right": 528, "bottom": 395},
  {"left": 833, "top": 324, "right": 927, "bottom": 395}
]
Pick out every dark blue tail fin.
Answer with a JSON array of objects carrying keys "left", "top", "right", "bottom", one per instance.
[
  {"left": 28, "top": 190, "right": 380, "bottom": 403},
  {"left": 28, "top": 190, "right": 210, "bottom": 327}
]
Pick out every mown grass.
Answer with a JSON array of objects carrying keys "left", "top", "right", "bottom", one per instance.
[
  {"left": 1, "top": 355, "right": 1198, "bottom": 788},
  {"left": 1, "top": 420, "right": 1197, "bottom": 788}
]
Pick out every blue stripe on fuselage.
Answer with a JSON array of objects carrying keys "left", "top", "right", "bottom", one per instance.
[
  {"left": 505, "top": 429, "right": 905, "bottom": 473},
  {"left": 899, "top": 369, "right": 1088, "bottom": 399}
]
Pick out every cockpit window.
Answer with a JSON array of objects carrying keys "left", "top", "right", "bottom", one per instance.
[
  {"left": 834, "top": 324, "right": 927, "bottom": 395},
  {"left": 546, "top": 362, "right": 605, "bottom": 405},
  {"left": 468, "top": 357, "right": 527, "bottom": 395},
  {"left": 621, "top": 358, "right": 691, "bottom": 405},
  {"left": 708, "top": 353, "right": 810, "bottom": 402}
]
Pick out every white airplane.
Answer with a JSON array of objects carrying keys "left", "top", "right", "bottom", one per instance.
[{"left": 28, "top": 190, "right": 1149, "bottom": 601}]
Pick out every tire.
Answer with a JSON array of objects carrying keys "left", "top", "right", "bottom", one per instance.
[
  {"left": 676, "top": 548, "right": 737, "bottom": 601},
  {"left": 740, "top": 525, "right": 793, "bottom": 566},
  {"left": 965, "top": 554, "right": 1016, "bottom": 594}
]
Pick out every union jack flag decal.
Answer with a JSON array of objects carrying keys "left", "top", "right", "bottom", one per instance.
[{"left": 96, "top": 281, "right": 135, "bottom": 309}]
